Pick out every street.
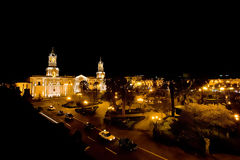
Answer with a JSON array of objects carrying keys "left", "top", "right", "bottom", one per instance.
[{"left": 32, "top": 97, "right": 240, "bottom": 160}]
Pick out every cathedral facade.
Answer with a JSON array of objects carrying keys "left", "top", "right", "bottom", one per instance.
[{"left": 16, "top": 48, "right": 106, "bottom": 99}]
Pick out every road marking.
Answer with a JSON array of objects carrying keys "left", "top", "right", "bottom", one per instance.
[
  {"left": 84, "top": 146, "right": 91, "bottom": 151},
  {"left": 73, "top": 117, "right": 103, "bottom": 132},
  {"left": 88, "top": 136, "right": 96, "bottom": 142},
  {"left": 74, "top": 117, "right": 85, "bottom": 123},
  {"left": 72, "top": 116, "right": 120, "bottom": 140},
  {"left": 65, "top": 123, "right": 71, "bottom": 128},
  {"left": 39, "top": 112, "right": 58, "bottom": 124},
  {"left": 105, "top": 147, "right": 117, "bottom": 155},
  {"left": 138, "top": 147, "right": 168, "bottom": 160}
]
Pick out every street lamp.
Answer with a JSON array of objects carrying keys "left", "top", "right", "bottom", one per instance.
[
  {"left": 137, "top": 97, "right": 144, "bottom": 109},
  {"left": 152, "top": 115, "right": 161, "bottom": 129},
  {"left": 83, "top": 100, "right": 88, "bottom": 105},
  {"left": 137, "top": 97, "right": 144, "bottom": 102},
  {"left": 66, "top": 96, "right": 72, "bottom": 101},
  {"left": 108, "top": 106, "right": 115, "bottom": 111},
  {"left": 234, "top": 114, "right": 239, "bottom": 121},
  {"left": 203, "top": 86, "right": 208, "bottom": 91},
  {"left": 152, "top": 115, "right": 161, "bottom": 121}
]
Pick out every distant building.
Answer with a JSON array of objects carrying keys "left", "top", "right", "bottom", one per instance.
[
  {"left": 125, "top": 75, "right": 164, "bottom": 89},
  {"left": 15, "top": 82, "right": 32, "bottom": 96},
  {"left": 16, "top": 48, "right": 106, "bottom": 99},
  {"left": 202, "top": 79, "right": 240, "bottom": 93}
]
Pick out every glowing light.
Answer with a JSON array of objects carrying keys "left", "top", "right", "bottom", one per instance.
[
  {"left": 108, "top": 106, "right": 115, "bottom": 111},
  {"left": 66, "top": 96, "right": 72, "bottom": 101},
  {"left": 77, "top": 93, "right": 82, "bottom": 96},
  {"left": 83, "top": 100, "right": 88, "bottom": 105},
  {"left": 234, "top": 114, "right": 239, "bottom": 121},
  {"left": 203, "top": 86, "right": 208, "bottom": 90},
  {"left": 152, "top": 115, "right": 161, "bottom": 121},
  {"left": 220, "top": 87, "right": 225, "bottom": 91},
  {"left": 229, "top": 87, "right": 234, "bottom": 90},
  {"left": 136, "top": 82, "right": 142, "bottom": 86},
  {"left": 137, "top": 98, "right": 144, "bottom": 102}
]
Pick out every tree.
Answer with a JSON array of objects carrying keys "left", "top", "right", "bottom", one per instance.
[
  {"left": 79, "top": 80, "right": 88, "bottom": 93},
  {"left": 169, "top": 81, "right": 175, "bottom": 117},
  {"left": 23, "top": 89, "right": 32, "bottom": 103},
  {"left": 173, "top": 103, "right": 237, "bottom": 151},
  {"left": 106, "top": 77, "right": 135, "bottom": 116},
  {"left": 105, "top": 78, "right": 118, "bottom": 107},
  {"left": 92, "top": 82, "right": 99, "bottom": 103},
  {"left": 155, "top": 103, "right": 238, "bottom": 154},
  {"left": 167, "top": 76, "right": 207, "bottom": 117}
]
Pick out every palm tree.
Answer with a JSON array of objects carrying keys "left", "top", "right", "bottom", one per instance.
[
  {"left": 106, "top": 78, "right": 118, "bottom": 107},
  {"left": 93, "top": 82, "right": 99, "bottom": 103},
  {"left": 169, "top": 81, "right": 175, "bottom": 117},
  {"left": 168, "top": 77, "right": 207, "bottom": 117}
]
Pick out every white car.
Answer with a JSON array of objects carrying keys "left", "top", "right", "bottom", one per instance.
[
  {"left": 99, "top": 130, "right": 115, "bottom": 141},
  {"left": 48, "top": 105, "right": 56, "bottom": 111}
]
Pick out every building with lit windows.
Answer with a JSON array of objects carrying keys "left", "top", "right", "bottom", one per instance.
[
  {"left": 201, "top": 79, "right": 240, "bottom": 93},
  {"left": 125, "top": 75, "right": 164, "bottom": 89},
  {"left": 16, "top": 48, "right": 106, "bottom": 99}
]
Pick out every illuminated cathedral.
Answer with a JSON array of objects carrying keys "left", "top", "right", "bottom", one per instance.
[{"left": 16, "top": 48, "right": 106, "bottom": 98}]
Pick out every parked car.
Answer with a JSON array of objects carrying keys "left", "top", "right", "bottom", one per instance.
[
  {"left": 75, "top": 108, "right": 87, "bottom": 115},
  {"left": 57, "top": 110, "right": 64, "bottom": 116},
  {"left": 48, "top": 105, "right": 55, "bottom": 111},
  {"left": 119, "top": 138, "right": 137, "bottom": 151},
  {"left": 65, "top": 113, "right": 74, "bottom": 122},
  {"left": 84, "top": 122, "right": 95, "bottom": 130},
  {"left": 99, "top": 130, "right": 115, "bottom": 141}
]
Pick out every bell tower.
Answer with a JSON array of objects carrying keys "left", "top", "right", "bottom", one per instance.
[
  {"left": 96, "top": 57, "right": 105, "bottom": 79},
  {"left": 96, "top": 57, "right": 106, "bottom": 92},
  {"left": 46, "top": 47, "right": 59, "bottom": 77},
  {"left": 48, "top": 47, "right": 57, "bottom": 67}
]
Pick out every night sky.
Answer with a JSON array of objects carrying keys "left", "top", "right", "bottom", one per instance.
[{"left": 1, "top": 8, "right": 239, "bottom": 82}]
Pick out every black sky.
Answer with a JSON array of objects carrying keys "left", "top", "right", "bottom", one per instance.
[{"left": 1, "top": 6, "right": 239, "bottom": 82}]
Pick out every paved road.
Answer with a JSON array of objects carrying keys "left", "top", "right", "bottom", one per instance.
[
  {"left": 32, "top": 98, "right": 240, "bottom": 160},
  {"left": 39, "top": 110, "right": 167, "bottom": 160}
]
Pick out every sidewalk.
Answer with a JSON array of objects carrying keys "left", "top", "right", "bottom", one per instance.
[{"left": 212, "top": 154, "right": 240, "bottom": 160}]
